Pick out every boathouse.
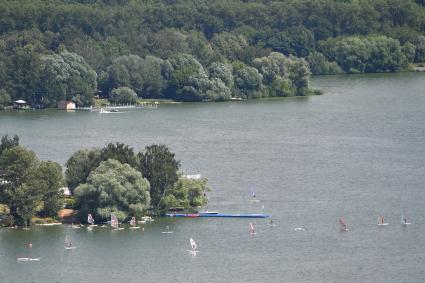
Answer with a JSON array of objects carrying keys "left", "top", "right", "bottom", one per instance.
[{"left": 58, "top": 100, "right": 76, "bottom": 110}]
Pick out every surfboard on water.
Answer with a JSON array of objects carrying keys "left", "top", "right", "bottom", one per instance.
[
  {"left": 267, "top": 216, "right": 277, "bottom": 227},
  {"left": 111, "top": 213, "right": 124, "bottom": 230},
  {"left": 17, "top": 257, "right": 40, "bottom": 262},
  {"left": 129, "top": 216, "right": 141, "bottom": 229},
  {"left": 402, "top": 216, "right": 411, "bottom": 225},
  {"left": 64, "top": 235, "right": 76, "bottom": 250},
  {"left": 161, "top": 226, "right": 174, "bottom": 234},
  {"left": 377, "top": 216, "right": 389, "bottom": 226}
]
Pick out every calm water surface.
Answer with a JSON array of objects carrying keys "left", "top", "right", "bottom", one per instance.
[{"left": 1, "top": 73, "right": 425, "bottom": 282}]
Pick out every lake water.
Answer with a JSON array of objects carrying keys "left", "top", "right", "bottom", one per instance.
[{"left": 1, "top": 72, "right": 425, "bottom": 282}]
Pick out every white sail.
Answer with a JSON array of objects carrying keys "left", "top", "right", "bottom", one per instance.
[
  {"left": 339, "top": 218, "right": 349, "bottom": 231},
  {"left": 87, "top": 214, "right": 94, "bottom": 225},
  {"left": 190, "top": 238, "right": 197, "bottom": 250},
  {"left": 111, "top": 213, "right": 119, "bottom": 229},
  {"left": 249, "top": 222, "right": 255, "bottom": 234},
  {"left": 130, "top": 217, "right": 136, "bottom": 227}
]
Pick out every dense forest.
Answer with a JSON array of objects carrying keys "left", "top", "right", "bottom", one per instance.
[{"left": 0, "top": 0, "right": 424, "bottom": 108}]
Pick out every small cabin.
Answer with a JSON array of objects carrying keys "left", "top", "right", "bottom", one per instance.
[
  {"left": 13, "top": 100, "right": 28, "bottom": 109},
  {"left": 58, "top": 101, "right": 76, "bottom": 110}
]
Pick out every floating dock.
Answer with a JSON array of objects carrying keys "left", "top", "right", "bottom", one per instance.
[{"left": 165, "top": 213, "right": 270, "bottom": 218}]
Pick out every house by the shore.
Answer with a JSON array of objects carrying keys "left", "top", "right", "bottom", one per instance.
[{"left": 58, "top": 100, "right": 76, "bottom": 110}]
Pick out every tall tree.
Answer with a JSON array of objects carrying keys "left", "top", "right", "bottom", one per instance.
[
  {"left": 74, "top": 159, "right": 150, "bottom": 222},
  {"left": 0, "top": 146, "right": 39, "bottom": 225},
  {"left": 138, "top": 144, "right": 180, "bottom": 212}
]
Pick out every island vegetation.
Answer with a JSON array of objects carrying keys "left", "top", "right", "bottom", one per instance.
[
  {"left": 1, "top": 0, "right": 424, "bottom": 109},
  {"left": 0, "top": 135, "right": 209, "bottom": 226}
]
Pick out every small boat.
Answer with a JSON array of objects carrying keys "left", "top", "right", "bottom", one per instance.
[
  {"left": 129, "top": 216, "right": 140, "bottom": 229},
  {"left": 17, "top": 257, "right": 40, "bottom": 262},
  {"left": 161, "top": 225, "right": 174, "bottom": 234},
  {"left": 249, "top": 222, "right": 256, "bottom": 235},
  {"left": 64, "top": 235, "right": 76, "bottom": 250},
  {"left": 187, "top": 238, "right": 198, "bottom": 255},
  {"left": 293, "top": 227, "right": 306, "bottom": 231},
  {"left": 339, "top": 217, "right": 350, "bottom": 232},
  {"left": 377, "top": 216, "right": 389, "bottom": 226},
  {"left": 111, "top": 213, "right": 124, "bottom": 230}
]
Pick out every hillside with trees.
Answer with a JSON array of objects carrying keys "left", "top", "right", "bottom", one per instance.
[{"left": 0, "top": 0, "right": 424, "bottom": 108}]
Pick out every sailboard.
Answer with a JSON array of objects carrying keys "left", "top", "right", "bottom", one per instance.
[
  {"left": 402, "top": 216, "right": 411, "bottom": 226},
  {"left": 267, "top": 216, "right": 277, "bottom": 227},
  {"left": 377, "top": 216, "right": 389, "bottom": 226},
  {"left": 250, "top": 191, "right": 259, "bottom": 203},
  {"left": 129, "top": 216, "right": 140, "bottom": 229},
  {"left": 161, "top": 225, "right": 174, "bottom": 234},
  {"left": 187, "top": 238, "right": 199, "bottom": 255},
  {"left": 339, "top": 217, "right": 350, "bottom": 231},
  {"left": 87, "top": 213, "right": 97, "bottom": 230},
  {"left": 111, "top": 213, "right": 124, "bottom": 230},
  {"left": 64, "top": 235, "right": 76, "bottom": 250},
  {"left": 249, "top": 222, "right": 256, "bottom": 235}
]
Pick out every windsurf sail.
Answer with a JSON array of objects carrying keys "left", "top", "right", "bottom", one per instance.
[
  {"left": 111, "top": 213, "right": 119, "bottom": 229},
  {"left": 339, "top": 218, "right": 349, "bottom": 231},
  {"left": 249, "top": 222, "right": 255, "bottom": 234},
  {"left": 87, "top": 214, "right": 94, "bottom": 225},
  {"left": 64, "top": 235, "right": 70, "bottom": 246},
  {"left": 190, "top": 238, "right": 197, "bottom": 250},
  {"left": 252, "top": 192, "right": 256, "bottom": 198}
]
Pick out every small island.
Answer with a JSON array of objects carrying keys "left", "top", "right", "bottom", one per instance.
[{"left": 0, "top": 134, "right": 210, "bottom": 227}]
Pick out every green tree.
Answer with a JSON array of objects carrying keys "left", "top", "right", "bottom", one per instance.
[
  {"left": 232, "top": 61, "right": 263, "bottom": 99},
  {"left": 65, "top": 143, "right": 138, "bottom": 192},
  {"left": 0, "top": 146, "right": 39, "bottom": 225},
  {"left": 65, "top": 148, "right": 102, "bottom": 192},
  {"left": 100, "top": 142, "right": 138, "bottom": 168},
  {"left": 39, "top": 51, "right": 97, "bottom": 107},
  {"left": 159, "top": 177, "right": 209, "bottom": 212},
  {"left": 74, "top": 159, "right": 150, "bottom": 222},
  {"left": 0, "top": 134, "right": 19, "bottom": 156},
  {"left": 28, "top": 161, "right": 64, "bottom": 217},
  {"left": 109, "top": 87, "right": 138, "bottom": 104},
  {"left": 0, "top": 89, "right": 11, "bottom": 110},
  {"left": 137, "top": 144, "right": 180, "bottom": 212},
  {"left": 415, "top": 36, "right": 425, "bottom": 62}
]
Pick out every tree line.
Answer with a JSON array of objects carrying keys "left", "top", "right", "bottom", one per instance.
[
  {"left": 0, "top": 135, "right": 209, "bottom": 226},
  {"left": 0, "top": 0, "right": 425, "bottom": 108}
]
